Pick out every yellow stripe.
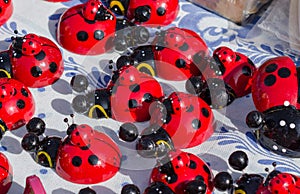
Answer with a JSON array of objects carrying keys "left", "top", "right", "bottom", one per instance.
[
  {"left": 0, "top": 70, "right": 11, "bottom": 78},
  {"left": 0, "top": 125, "right": 6, "bottom": 133},
  {"left": 156, "top": 140, "right": 172, "bottom": 150},
  {"left": 136, "top": 63, "right": 156, "bottom": 77},
  {"left": 36, "top": 151, "right": 53, "bottom": 168},
  {"left": 88, "top": 105, "right": 109, "bottom": 119},
  {"left": 234, "top": 189, "right": 246, "bottom": 194},
  {"left": 110, "top": 1, "right": 125, "bottom": 15}
]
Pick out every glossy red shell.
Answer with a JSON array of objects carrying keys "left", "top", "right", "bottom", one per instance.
[
  {"left": 110, "top": 66, "right": 164, "bottom": 122},
  {"left": 55, "top": 124, "right": 121, "bottom": 184},
  {"left": 150, "top": 150, "right": 214, "bottom": 194},
  {"left": 57, "top": 0, "right": 116, "bottom": 55},
  {"left": 251, "top": 56, "right": 298, "bottom": 112},
  {"left": 0, "top": 0, "right": 13, "bottom": 26},
  {"left": 0, "top": 78, "right": 35, "bottom": 130},
  {"left": 126, "top": 0, "right": 179, "bottom": 26},
  {"left": 203, "top": 46, "right": 257, "bottom": 97},
  {"left": 0, "top": 152, "right": 12, "bottom": 194},
  {"left": 150, "top": 92, "right": 215, "bottom": 148},
  {"left": 153, "top": 27, "right": 209, "bottom": 81},
  {"left": 9, "top": 34, "right": 64, "bottom": 88}
]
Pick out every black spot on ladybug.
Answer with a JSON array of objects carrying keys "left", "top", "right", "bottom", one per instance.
[
  {"left": 17, "top": 99, "right": 25, "bottom": 109},
  {"left": 0, "top": 102, "right": 2, "bottom": 108},
  {"left": 242, "top": 66, "right": 252, "bottom": 76},
  {"left": 157, "top": 7, "right": 166, "bottom": 16},
  {"left": 235, "top": 54, "right": 241, "bottom": 62},
  {"left": 129, "top": 84, "right": 140, "bottom": 92},
  {"left": 278, "top": 67, "right": 291, "bottom": 78},
  {"left": 192, "top": 119, "right": 201, "bottom": 129},
  {"left": 75, "top": 131, "right": 79, "bottom": 136},
  {"left": 189, "top": 160, "right": 197, "bottom": 169},
  {"left": 186, "top": 105, "right": 194, "bottom": 112},
  {"left": 72, "top": 156, "right": 82, "bottom": 167},
  {"left": 21, "top": 88, "right": 28, "bottom": 97},
  {"left": 203, "top": 164, "right": 211, "bottom": 175},
  {"left": 175, "top": 59, "right": 186, "bottom": 68},
  {"left": 195, "top": 175, "right": 204, "bottom": 181},
  {"left": 29, "top": 41, "right": 33, "bottom": 45},
  {"left": 264, "top": 74, "right": 276, "bottom": 86},
  {"left": 12, "top": 88, "right": 16, "bottom": 96},
  {"left": 31, "top": 66, "right": 42, "bottom": 77},
  {"left": 128, "top": 99, "right": 138, "bottom": 108},
  {"left": 265, "top": 63, "right": 278, "bottom": 73},
  {"left": 143, "top": 93, "right": 153, "bottom": 102},
  {"left": 177, "top": 156, "right": 181, "bottom": 160},
  {"left": 49, "top": 62, "right": 58, "bottom": 73},
  {"left": 179, "top": 43, "right": 189, "bottom": 51},
  {"left": 201, "top": 108, "right": 209, "bottom": 117},
  {"left": 77, "top": 31, "right": 89, "bottom": 41},
  {"left": 34, "top": 51, "right": 46, "bottom": 61},
  {"left": 88, "top": 155, "right": 99, "bottom": 166},
  {"left": 94, "top": 30, "right": 104, "bottom": 40},
  {"left": 0, "top": 8, "right": 2, "bottom": 14}
]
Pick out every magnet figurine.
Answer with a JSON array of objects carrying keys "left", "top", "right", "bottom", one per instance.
[
  {"left": 0, "top": 78, "right": 35, "bottom": 136},
  {"left": 0, "top": 0, "right": 13, "bottom": 26},
  {"left": 0, "top": 32, "right": 64, "bottom": 88},
  {"left": 21, "top": 116, "right": 122, "bottom": 184}
]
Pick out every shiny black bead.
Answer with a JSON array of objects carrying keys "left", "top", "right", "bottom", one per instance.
[
  {"left": 228, "top": 151, "right": 249, "bottom": 171},
  {"left": 26, "top": 117, "right": 45, "bottom": 135},
  {"left": 121, "top": 184, "right": 140, "bottom": 194},
  {"left": 213, "top": 171, "right": 233, "bottom": 191},
  {"left": 21, "top": 133, "right": 39, "bottom": 152},
  {"left": 184, "top": 179, "right": 207, "bottom": 194},
  {"left": 119, "top": 122, "right": 139, "bottom": 142},
  {"left": 70, "top": 75, "right": 89, "bottom": 93}
]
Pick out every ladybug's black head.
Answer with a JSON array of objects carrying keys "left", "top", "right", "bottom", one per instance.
[
  {"left": 95, "top": 5, "right": 114, "bottom": 21},
  {"left": 134, "top": 6, "right": 151, "bottom": 23},
  {"left": 136, "top": 124, "right": 174, "bottom": 158},
  {"left": 144, "top": 182, "right": 175, "bottom": 194},
  {"left": 66, "top": 123, "right": 78, "bottom": 135}
]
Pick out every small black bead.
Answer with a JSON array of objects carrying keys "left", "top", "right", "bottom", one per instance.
[
  {"left": 26, "top": 117, "right": 46, "bottom": 135},
  {"left": 119, "top": 122, "right": 138, "bottom": 142},
  {"left": 121, "top": 184, "right": 140, "bottom": 194},
  {"left": 228, "top": 151, "right": 249, "bottom": 171},
  {"left": 213, "top": 171, "right": 233, "bottom": 191}
]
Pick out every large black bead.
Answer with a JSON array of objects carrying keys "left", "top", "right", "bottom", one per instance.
[
  {"left": 228, "top": 151, "right": 249, "bottom": 171},
  {"left": 121, "top": 184, "right": 140, "bottom": 194},
  {"left": 119, "top": 122, "right": 139, "bottom": 142},
  {"left": 213, "top": 171, "right": 233, "bottom": 191},
  {"left": 26, "top": 117, "right": 45, "bottom": 135}
]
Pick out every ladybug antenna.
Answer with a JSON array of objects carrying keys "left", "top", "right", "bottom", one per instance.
[
  {"left": 64, "top": 118, "right": 69, "bottom": 127},
  {"left": 70, "top": 114, "right": 75, "bottom": 124},
  {"left": 265, "top": 167, "right": 269, "bottom": 173},
  {"left": 108, "top": 60, "right": 114, "bottom": 70},
  {"left": 272, "top": 162, "right": 277, "bottom": 168}
]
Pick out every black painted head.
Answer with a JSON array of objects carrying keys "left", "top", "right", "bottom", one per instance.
[
  {"left": 136, "top": 124, "right": 174, "bottom": 158},
  {"left": 134, "top": 6, "right": 151, "bottom": 23},
  {"left": 144, "top": 182, "right": 175, "bottom": 194},
  {"left": 234, "top": 174, "right": 264, "bottom": 194},
  {"left": 246, "top": 105, "right": 300, "bottom": 157}
]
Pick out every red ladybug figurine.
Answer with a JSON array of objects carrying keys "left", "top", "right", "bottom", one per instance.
[
  {"left": 57, "top": 0, "right": 117, "bottom": 55},
  {"left": 22, "top": 116, "right": 122, "bottom": 184},
  {"left": 148, "top": 91, "right": 215, "bottom": 149},
  {"left": 106, "top": 0, "right": 179, "bottom": 26},
  {"left": 214, "top": 151, "right": 300, "bottom": 194},
  {"left": 0, "top": 0, "right": 13, "bottom": 26},
  {"left": 114, "top": 27, "right": 209, "bottom": 81},
  {"left": 70, "top": 65, "right": 164, "bottom": 122},
  {"left": 186, "top": 46, "right": 257, "bottom": 108},
  {"left": 0, "top": 152, "right": 12, "bottom": 194},
  {"left": 150, "top": 150, "right": 214, "bottom": 194},
  {"left": 0, "top": 32, "right": 64, "bottom": 88},
  {"left": 0, "top": 78, "right": 35, "bottom": 135},
  {"left": 251, "top": 56, "right": 298, "bottom": 112}
]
